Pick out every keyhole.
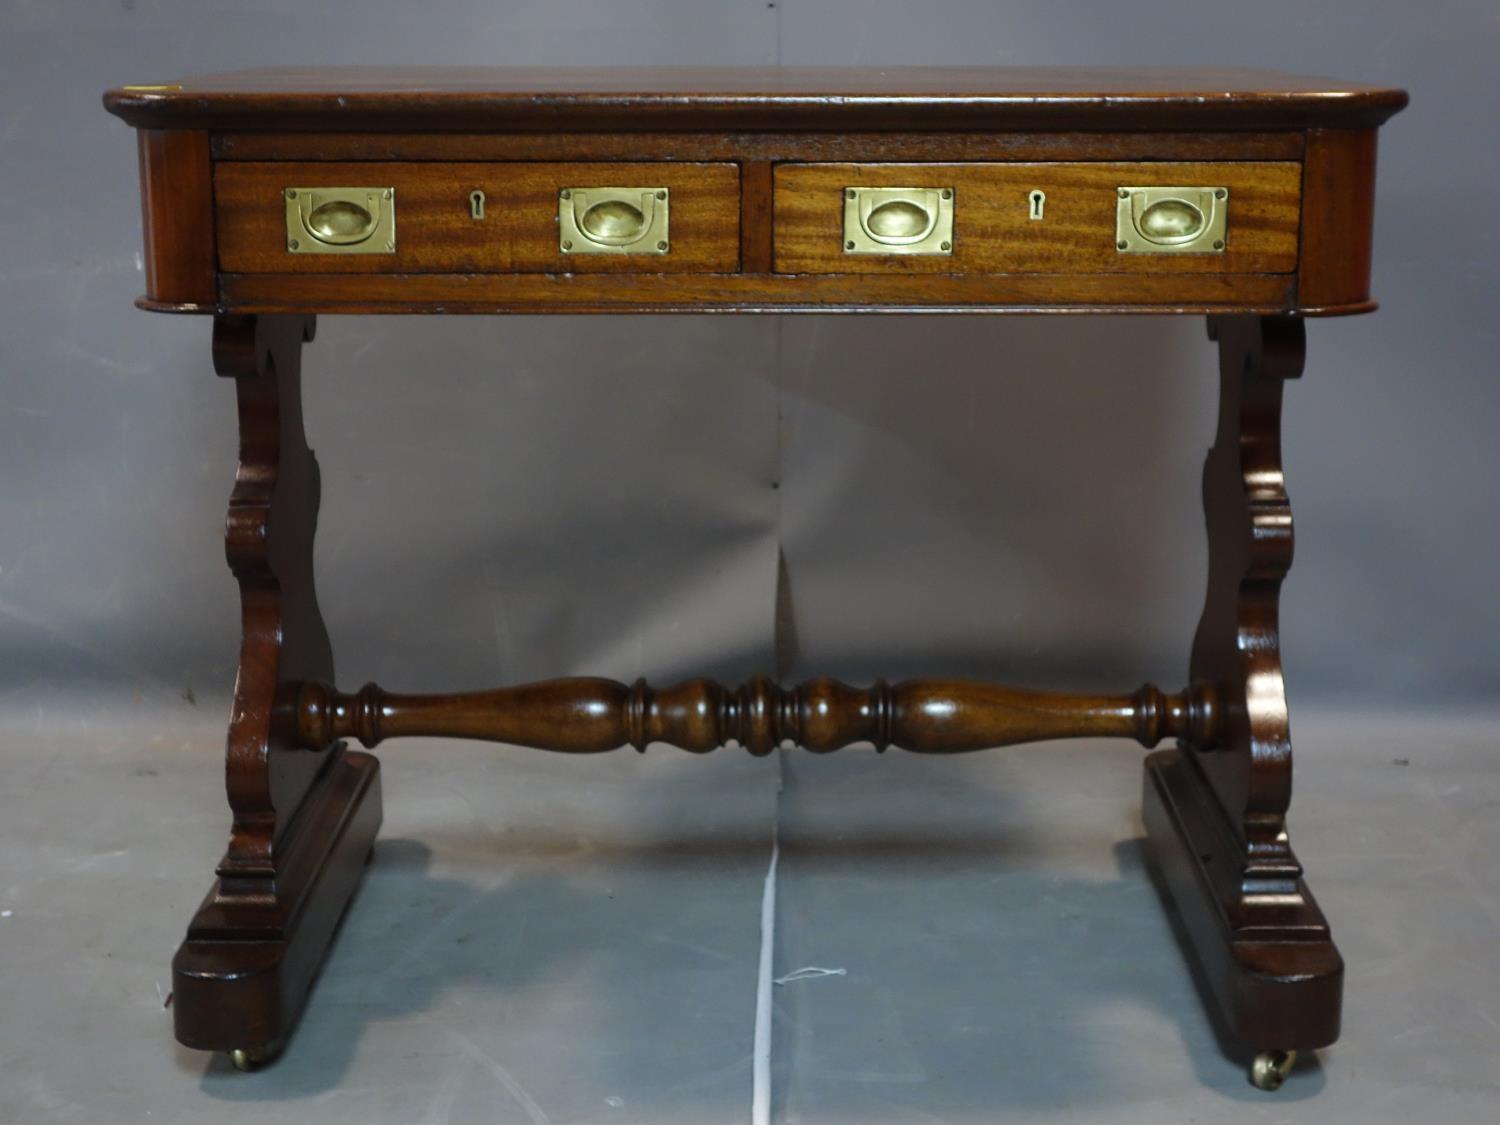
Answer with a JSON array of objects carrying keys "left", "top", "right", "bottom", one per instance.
[
  {"left": 469, "top": 190, "right": 486, "bottom": 220},
  {"left": 1029, "top": 190, "right": 1046, "bottom": 221}
]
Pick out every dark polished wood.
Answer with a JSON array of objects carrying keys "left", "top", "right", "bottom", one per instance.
[
  {"left": 1143, "top": 314, "right": 1342, "bottom": 1054},
  {"left": 171, "top": 314, "right": 382, "bottom": 1063},
  {"left": 217, "top": 161, "right": 742, "bottom": 275},
  {"left": 293, "top": 676, "right": 1222, "bottom": 756},
  {"left": 106, "top": 67, "right": 1404, "bottom": 1081},
  {"left": 211, "top": 129, "right": 1308, "bottom": 163},
  {"left": 135, "top": 130, "right": 215, "bottom": 308},
  {"left": 773, "top": 161, "right": 1300, "bottom": 276},
  {"left": 217, "top": 272, "right": 1297, "bottom": 317},
  {"left": 1299, "top": 129, "right": 1381, "bottom": 312},
  {"left": 1190, "top": 315, "right": 1303, "bottom": 839},
  {"left": 739, "top": 160, "right": 776, "bottom": 274},
  {"left": 106, "top": 67, "right": 1406, "bottom": 317},
  {"left": 104, "top": 66, "right": 1407, "bottom": 132}
]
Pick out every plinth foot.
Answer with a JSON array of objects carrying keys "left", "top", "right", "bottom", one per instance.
[
  {"left": 1143, "top": 747, "right": 1343, "bottom": 1057},
  {"left": 172, "top": 749, "right": 381, "bottom": 1062}
]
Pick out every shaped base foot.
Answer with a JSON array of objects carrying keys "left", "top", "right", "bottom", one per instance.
[
  {"left": 172, "top": 749, "right": 382, "bottom": 1062},
  {"left": 1143, "top": 747, "right": 1342, "bottom": 1057}
]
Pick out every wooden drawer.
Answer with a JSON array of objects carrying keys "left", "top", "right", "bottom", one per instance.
[
  {"left": 216, "top": 161, "right": 741, "bottom": 273},
  {"left": 773, "top": 162, "right": 1300, "bottom": 275}
]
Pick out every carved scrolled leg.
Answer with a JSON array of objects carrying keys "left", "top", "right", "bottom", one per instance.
[
  {"left": 172, "top": 315, "right": 382, "bottom": 1067},
  {"left": 1143, "top": 315, "right": 1343, "bottom": 1078},
  {"left": 292, "top": 676, "right": 1222, "bottom": 755}
]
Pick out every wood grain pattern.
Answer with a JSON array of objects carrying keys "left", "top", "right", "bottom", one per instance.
[
  {"left": 1143, "top": 746, "right": 1342, "bottom": 1051},
  {"left": 1298, "top": 130, "right": 1379, "bottom": 311},
  {"left": 775, "top": 162, "right": 1300, "bottom": 275},
  {"left": 212, "top": 130, "right": 1306, "bottom": 163},
  {"left": 216, "top": 162, "right": 740, "bottom": 274},
  {"left": 740, "top": 161, "right": 775, "bottom": 274},
  {"left": 103, "top": 66, "right": 1408, "bottom": 132},
  {"left": 212, "top": 314, "right": 336, "bottom": 877},
  {"left": 293, "top": 676, "right": 1222, "bottom": 755},
  {"left": 136, "top": 130, "right": 215, "bottom": 307},
  {"left": 1141, "top": 313, "right": 1342, "bottom": 1054},
  {"left": 171, "top": 314, "right": 384, "bottom": 1064},
  {"left": 174, "top": 748, "right": 381, "bottom": 1058},
  {"left": 104, "top": 70, "right": 1403, "bottom": 1072},
  {"left": 1190, "top": 316, "right": 1303, "bottom": 855},
  {"left": 220, "top": 270, "right": 1297, "bottom": 314},
  {"left": 108, "top": 68, "right": 1404, "bottom": 317}
]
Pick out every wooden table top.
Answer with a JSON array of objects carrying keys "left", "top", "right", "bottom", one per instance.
[{"left": 104, "top": 66, "right": 1408, "bottom": 132}]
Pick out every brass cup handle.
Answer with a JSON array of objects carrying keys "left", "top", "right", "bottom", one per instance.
[
  {"left": 284, "top": 187, "right": 396, "bottom": 255},
  {"left": 858, "top": 191, "right": 940, "bottom": 245},
  {"left": 1115, "top": 186, "right": 1228, "bottom": 254},
  {"left": 842, "top": 187, "right": 955, "bottom": 255},
  {"left": 298, "top": 191, "right": 381, "bottom": 245},
  {"left": 559, "top": 188, "right": 670, "bottom": 255}
]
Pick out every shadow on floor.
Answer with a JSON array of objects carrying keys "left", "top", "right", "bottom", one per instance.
[{"left": 183, "top": 814, "right": 1325, "bottom": 1115}]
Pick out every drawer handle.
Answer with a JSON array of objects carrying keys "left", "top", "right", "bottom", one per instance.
[
  {"left": 283, "top": 187, "right": 396, "bottom": 254},
  {"left": 1116, "top": 186, "right": 1228, "bottom": 254},
  {"left": 865, "top": 199, "right": 934, "bottom": 242},
  {"left": 307, "top": 199, "right": 375, "bottom": 242},
  {"left": 559, "top": 187, "right": 670, "bottom": 255},
  {"left": 843, "top": 187, "right": 954, "bottom": 255}
]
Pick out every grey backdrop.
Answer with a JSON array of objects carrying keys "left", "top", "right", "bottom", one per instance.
[{"left": 3, "top": 1, "right": 1497, "bottom": 716}]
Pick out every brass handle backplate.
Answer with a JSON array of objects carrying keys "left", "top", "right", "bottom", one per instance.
[
  {"left": 843, "top": 186, "right": 954, "bottom": 255},
  {"left": 284, "top": 187, "right": 396, "bottom": 254},
  {"left": 1115, "top": 186, "right": 1228, "bottom": 253},
  {"left": 559, "top": 187, "right": 670, "bottom": 255}
]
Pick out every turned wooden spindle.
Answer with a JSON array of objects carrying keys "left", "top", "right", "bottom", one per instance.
[{"left": 294, "top": 676, "right": 1221, "bottom": 756}]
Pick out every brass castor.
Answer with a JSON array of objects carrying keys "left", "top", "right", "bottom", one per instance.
[
  {"left": 1250, "top": 1050, "right": 1297, "bottom": 1091},
  {"left": 228, "top": 1047, "right": 276, "bottom": 1072}
]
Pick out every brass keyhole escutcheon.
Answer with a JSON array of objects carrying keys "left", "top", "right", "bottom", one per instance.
[
  {"left": 1029, "top": 190, "right": 1046, "bottom": 221},
  {"left": 469, "top": 190, "right": 486, "bottom": 220}
]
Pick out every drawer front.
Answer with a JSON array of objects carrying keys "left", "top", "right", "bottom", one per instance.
[
  {"left": 216, "top": 162, "right": 740, "bottom": 273},
  {"left": 773, "top": 162, "right": 1300, "bottom": 275}
]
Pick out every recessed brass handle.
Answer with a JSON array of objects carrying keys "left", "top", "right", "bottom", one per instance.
[
  {"left": 843, "top": 187, "right": 954, "bottom": 255},
  {"left": 559, "top": 187, "right": 670, "bottom": 255},
  {"left": 284, "top": 187, "right": 395, "bottom": 254},
  {"left": 1115, "top": 186, "right": 1228, "bottom": 254}
]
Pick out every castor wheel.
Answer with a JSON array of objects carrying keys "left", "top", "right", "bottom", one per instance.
[
  {"left": 228, "top": 1047, "right": 277, "bottom": 1072},
  {"left": 1249, "top": 1050, "right": 1297, "bottom": 1091}
]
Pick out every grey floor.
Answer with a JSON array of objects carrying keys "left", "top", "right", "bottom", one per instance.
[{"left": 2, "top": 704, "right": 1497, "bottom": 1124}]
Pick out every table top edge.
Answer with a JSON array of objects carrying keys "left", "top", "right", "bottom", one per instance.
[{"left": 103, "top": 66, "right": 1410, "bottom": 132}]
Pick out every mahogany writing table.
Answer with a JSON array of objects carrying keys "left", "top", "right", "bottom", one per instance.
[{"left": 104, "top": 67, "right": 1406, "bottom": 1090}]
